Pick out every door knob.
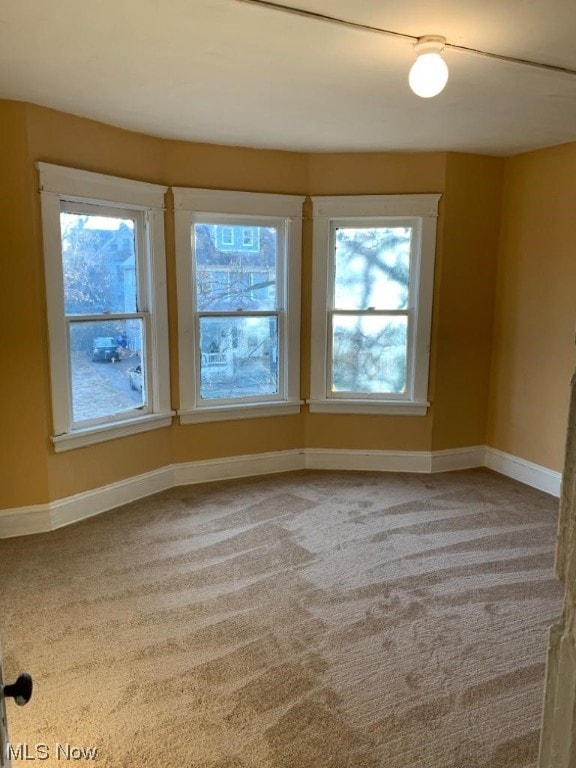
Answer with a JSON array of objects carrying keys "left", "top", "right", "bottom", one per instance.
[{"left": 2, "top": 673, "right": 33, "bottom": 706}]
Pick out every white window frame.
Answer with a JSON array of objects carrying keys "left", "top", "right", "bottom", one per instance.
[
  {"left": 37, "top": 163, "right": 173, "bottom": 451},
  {"left": 309, "top": 194, "right": 441, "bottom": 416},
  {"left": 174, "top": 188, "right": 304, "bottom": 423}
]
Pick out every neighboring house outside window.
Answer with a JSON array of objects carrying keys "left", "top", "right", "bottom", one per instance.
[
  {"left": 37, "top": 163, "right": 172, "bottom": 451},
  {"left": 309, "top": 194, "right": 441, "bottom": 415},
  {"left": 174, "top": 188, "right": 304, "bottom": 423}
]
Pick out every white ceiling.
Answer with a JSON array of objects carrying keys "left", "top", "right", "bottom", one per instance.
[{"left": 1, "top": 0, "right": 575, "bottom": 155}]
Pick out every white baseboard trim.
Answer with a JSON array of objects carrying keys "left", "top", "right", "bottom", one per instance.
[
  {"left": 50, "top": 465, "right": 174, "bottom": 531},
  {"left": 0, "top": 504, "right": 51, "bottom": 538},
  {"left": 431, "top": 446, "right": 487, "bottom": 473},
  {"left": 306, "top": 446, "right": 486, "bottom": 474},
  {"left": 305, "top": 448, "right": 432, "bottom": 473},
  {"left": 0, "top": 445, "right": 561, "bottom": 538},
  {"left": 174, "top": 449, "right": 305, "bottom": 486},
  {"left": 0, "top": 452, "right": 305, "bottom": 539},
  {"left": 484, "top": 447, "right": 562, "bottom": 497}
]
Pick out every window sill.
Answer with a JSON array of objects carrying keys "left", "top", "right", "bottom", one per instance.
[
  {"left": 52, "top": 412, "right": 175, "bottom": 452},
  {"left": 307, "top": 399, "right": 430, "bottom": 416},
  {"left": 179, "top": 400, "right": 303, "bottom": 424}
]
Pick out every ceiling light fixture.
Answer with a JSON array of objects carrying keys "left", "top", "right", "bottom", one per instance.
[
  {"left": 408, "top": 36, "right": 449, "bottom": 98},
  {"left": 234, "top": 0, "right": 576, "bottom": 98}
]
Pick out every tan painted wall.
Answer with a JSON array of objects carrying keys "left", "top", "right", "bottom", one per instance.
[
  {"left": 431, "top": 153, "right": 504, "bottom": 450},
  {"left": 0, "top": 103, "right": 51, "bottom": 509},
  {"left": 488, "top": 143, "right": 576, "bottom": 472},
  {"left": 0, "top": 100, "right": 507, "bottom": 510}
]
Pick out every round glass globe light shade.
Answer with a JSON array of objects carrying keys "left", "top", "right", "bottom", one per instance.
[{"left": 408, "top": 53, "right": 449, "bottom": 98}]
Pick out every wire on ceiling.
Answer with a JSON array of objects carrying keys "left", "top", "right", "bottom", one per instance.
[{"left": 234, "top": 0, "right": 576, "bottom": 78}]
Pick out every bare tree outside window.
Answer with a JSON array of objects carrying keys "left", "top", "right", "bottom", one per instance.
[
  {"left": 59, "top": 212, "right": 145, "bottom": 424},
  {"left": 331, "top": 227, "right": 411, "bottom": 394}
]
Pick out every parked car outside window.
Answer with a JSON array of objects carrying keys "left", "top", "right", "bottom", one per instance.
[
  {"left": 128, "top": 364, "right": 143, "bottom": 391},
  {"left": 92, "top": 337, "right": 119, "bottom": 362}
]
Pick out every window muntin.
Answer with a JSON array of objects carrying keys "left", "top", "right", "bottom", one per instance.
[{"left": 192, "top": 218, "right": 285, "bottom": 405}]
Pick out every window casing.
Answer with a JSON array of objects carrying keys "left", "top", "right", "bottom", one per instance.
[
  {"left": 174, "top": 188, "right": 304, "bottom": 423},
  {"left": 309, "top": 194, "right": 440, "bottom": 415},
  {"left": 38, "top": 163, "right": 172, "bottom": 451}
]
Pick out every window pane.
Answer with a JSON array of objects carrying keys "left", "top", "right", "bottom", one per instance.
[
  {"left": 61, "top": 212, "right": 137, "bottom": 315},
  {"left": 194, "top": 224, "right": 277, "bottom": 311},
  {"left": 334, "top": 227, "right": 411, "bottom": 310},
  {"left": 199, "top": 316, "right": 278, "bottom": 400},
  {"left": 331, "top": 315, "right": 407, "bottom": 394},
  {"left": 69, "top": 319, "right": 145, "bottom": 423}
]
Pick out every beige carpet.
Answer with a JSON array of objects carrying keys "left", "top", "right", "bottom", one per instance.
[{"left": 0, "top": 469, "right": 564, "bottom": 767}]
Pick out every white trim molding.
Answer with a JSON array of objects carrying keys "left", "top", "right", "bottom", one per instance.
[
  {"left": 309, "top": 193, "right": 440, "bottom": 416},
  {"left": 172, "top": 188, "right": 305, "bottom": 217},
  {"left": 53, "top": 413, "right": 174, "bottom": 452},
  {"left": 173, "top": 449, "right": 305, "bottom": 485},
  {"left": 178, "top": 401, "right": 303, "bottom": 424},
  {"left": 0, "top": 453, "right": 305, "bottom": 539},
  {"left": 484, "top": 447, "right": 562, "bottom": 497},
  {"left": 312, "top": 194, "right": 441, "bottom": 219},
  {"left": 0, "top": 445, "right": 560, "bottom": 538},
  {"left": 0, "top": 505, "right": 52, "bottom": 539},
  {"left": 307, "top": 399, "right": 430, "bottom": 416},
  {"left": 37, "top": 162, "right": 173, "bottom": 451},
  {"left": 306, "top": 448, "right": 431, "bottom": 473},
  {"left": 37, "top": 162, "right": 167, "bottom": 208},
  {"left": 431, "top": 446, "right": 487, "bottom": 473},
  {"left": 306, "top": 446, "right": 485, "bottom": 473},
  {"left": 173, "top": 187, "right": 304, "bottom": 424},
  {"left": 50, "top": 466, "right": 174, "bottom": 530}
]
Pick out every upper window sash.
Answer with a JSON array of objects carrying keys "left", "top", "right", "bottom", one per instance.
[
  {"left": 191, "top": 213, "right": 288, "bottom": 311},
  {"left": 59, "top": 202, "right": 148, "bottom": 318},
  {"left": 327, "top": 217, "right": 420, "bottom": 310}
]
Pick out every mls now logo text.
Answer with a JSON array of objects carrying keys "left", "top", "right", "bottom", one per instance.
[{"left": 7, "top": 743, "right": 98, "bottom": 761}]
